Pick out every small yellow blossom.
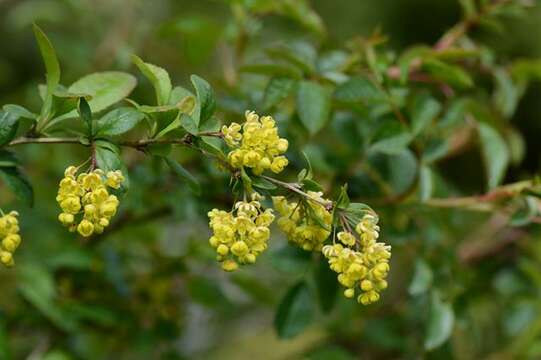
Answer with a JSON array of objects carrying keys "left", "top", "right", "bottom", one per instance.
[
  {"left": 322, "top": 214, "right": 391, "bottom": 305},
  {"left": 208, "top": 193, "right": 274, "bottom": 271},
  {"left": 56, "top": 167, "right": 124, "bottom": 238},
  {"left": 223, "top": 111, "right": 289, "bottom": 175},
  {"left": 272, "top": 192, "right": 332, "bottom": 251},
  {"left": 0, "top": 211, "right": 21, "bottom": 267}
]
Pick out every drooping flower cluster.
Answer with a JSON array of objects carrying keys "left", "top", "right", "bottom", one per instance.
[
  {"left": 272, "top": 192, "right": 332, "bottom": 251},
  {"left": 208, "top": 195, "right": 275, "bottom": 271},
  {"left": 222, "top": 111, "right": 289, "bottom": 174},
  {"left": 0, "top": 211, "right": 21, "bottom": 267},
  {"left": 322, "top": 214, "right": 391, "bottom": 305},
  {"left": 56, "top": 166, "right": 124, "bottom": 237}
]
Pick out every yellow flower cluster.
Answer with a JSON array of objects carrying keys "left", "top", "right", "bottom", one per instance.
[
  {"left": 56, "top": 166, "right": 124, "bottom": 237},
  {"left": 272, "top": 192, "right": 332, "bottom": 251},
  {"left": 222, "top": 111, "right": 289, "bottom": 174},
  {"left": 0, "top": 211, "right": 21, "bottom": 267},
  {"left": 208, "top": 196, "right": 274, "bottom": 271},
  {"left": 322, "top": 214, "right": 391, "bottom": 305}
]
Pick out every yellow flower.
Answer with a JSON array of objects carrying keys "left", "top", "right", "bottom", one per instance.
[
  {"left": 223, "top": 111, "right": 289, "bottom": 174},
  {"left": 322, "top": 213, "right": 391, "bottom": 305},
  {"left": 57, "top": 166, "right": 125, "bottom": 238},
  {"left": 106, "top": 170, "right": 124, "bottom": 189},
  {"left": 77, "top": 219, "right": 94, "bottom": 237},
  {"left": 272, "top": 192, "right": 332, "bottom": 251},
  {"left": 208, "top": 194, "right": 274, "bottom": 271},
  {"left": 0, "top": 211, "right": 22, "bottom": 267}
]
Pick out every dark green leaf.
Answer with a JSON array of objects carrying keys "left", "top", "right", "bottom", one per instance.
[
  {"left": 0, "top": 111, "right": 19, "bottom": 146},
  {"left": 179, "top": 113, "right": 198, "bottom": 135},
  {"left": 191, "top": 74, "right": 216, "bottom": 125},
  {"left": 164, "top": 156, "right": 201, "bottom": 195},
  {"left": 77, "top": 97, "right": 92, "bottom": 137},
  {"left": 297, "top": 80, "right": 331, "bottom": 135},
  {"left": 0, "top": 167, "right": 34, "bottom": 207},
  {"left": 95, "top": 141, "right": 122, "bottom": 172},
  {"left": 252, "top": 176, "right": 277, "bottom": 190},
  {"left": 263, "top": 77, "right": 296, "bottom": 110},
  {"left": 314, "top": 258, "right": 339, "bottom": 313},
  {"left": 274, "top": 281, "right": 315, "bottom": 339},
  {"left": 96, "top": 107, "right": 144, "bottom": 136}
]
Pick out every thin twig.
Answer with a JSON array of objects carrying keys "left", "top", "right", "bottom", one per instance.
[{"left": 261, "top": 175, "right": 333, "bottom": 211}]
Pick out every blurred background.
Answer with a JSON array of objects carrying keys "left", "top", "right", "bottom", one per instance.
[{"left": 1, "top": 0, "right": 541, "bottom": 359}]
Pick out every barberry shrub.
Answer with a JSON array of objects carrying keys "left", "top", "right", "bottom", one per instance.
[{"left": 1, "top": 0, "right": 541, "bottom": 358}]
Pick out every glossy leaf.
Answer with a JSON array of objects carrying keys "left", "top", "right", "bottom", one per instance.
[
  {"left": 132, "top": 55, "right": 172, "bottom": 106},
  {"left": 96, "top": 107, "right": 144, "bottom": 136},
  {"left": 0, "top": 111, "right": 19, "bottom": 146},
  {"left": 68, "top": 72, "right": 137, "bottom": 114},
  {"left": 191, "top": 74, "right": 216, "bottom": 125}
]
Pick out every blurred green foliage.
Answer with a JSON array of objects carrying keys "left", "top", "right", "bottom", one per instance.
[{"left": 1, "top": 0, "right": 541, "bottom": 359}]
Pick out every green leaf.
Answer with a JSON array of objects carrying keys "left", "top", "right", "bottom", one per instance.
[
  {"left": 370, "top": 133, "right": 412, "bottom": 155},
  {"left": 493, "top": 68, "right": 520, "bottom": 118},
  {"left": 2, "top": 104, "right": 37, "bottom": 120},
  {"left": 68, "top": 72, "right": 137, "bottom": 114},
  {"left": 424, "top": 291, "right": 455, "bottom": 351},
  {"left": 77, "top": 97, "right": 92, "bottom": 137},
  {"left": 274, "top": 281, "right": 315, "bottom": 339},
  {"left": 0, "top": 150, "right": 19, "bottom": 168},
  {"left": 33, "top": 24, "right": 60, "bottom": 95},
  {"left": 314, "top": 258, "right": 339, "bottom": 313},
  {"left": 418, "top": 165, "right": 434, "bottom": 202},
  {"left": 0, "top": 167, "right": 34, "bottom": 207},
  {"left": 333, "top": 76, "right": 382, "bottom": 104},
  {"left": 297, "top": 80, "right": 331, "bottom": 135},
  {"left": 422, "top": 58, "right": 473, "bottom": 89},
  {"left": 252, "top": 176, "right": 277, "bottom": 190},
  {"left": 191, "top": 74, "right": 216, "bottom": 126},
  {"left": 265, "top": 43, "right": 316, "bottom": 74},
  {"left": 179, "top": 113, "right": 198, "bottom": 135},
  {"left": 408, "top": 259, "right": 433, "bottom": 295},
  {"left": 0, "top": 111, "right": 19, "bottom": 146},
  {"left": 94, "top": 141, "right": 122, "bottom": 172},
  {"left": 410, "top": 94, "right": 441, "bottom": 136},
  {"left": 164, "top": 156, "right": 201, "bottom": 195},
  {"left": 263, "top": 77, "right": 296, "bottom": 110},
  {"left": 96, "top": 107, "right": 144, "bottom": 136},
  {"left": 240, "top": 63, "right": 302, "bottom": 79},
  {"left": 336, "top": 185, "right": 350, "bottom": 210},
  {"left": 132, "top": 55, "right": 172, "bottom": 106},
  {"left": 478, "top": 123, "right": 510, "bottom": 189},
  {"left": 302, "top": 178, "right": 323, "bottom": 192}
]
